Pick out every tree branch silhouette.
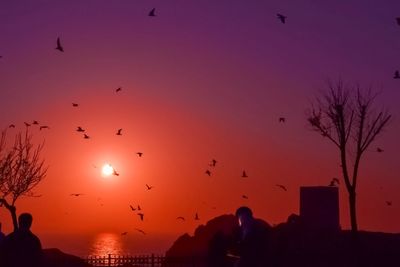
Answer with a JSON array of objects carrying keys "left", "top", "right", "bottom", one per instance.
[
  {"left": 307, "top": 80, "right": 391, "bottom": 233},
  {"left": 0, "top": 129, "right": 47, "bottom": 230}
]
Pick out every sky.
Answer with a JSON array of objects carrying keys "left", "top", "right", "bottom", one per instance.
[{"left": 1, "top": 0, "right": 400, "bottom": 254}]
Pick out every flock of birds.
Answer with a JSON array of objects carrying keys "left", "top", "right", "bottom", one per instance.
[{"left": 1, "top": 7, "right": 396, "bottom": 237}]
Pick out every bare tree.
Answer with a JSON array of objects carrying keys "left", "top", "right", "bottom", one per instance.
[
  {"left": 307, "top": 80, "right": 391, "bottom": 233},
  {"left": 0, "top": 130, "right": 47, "bottom": 231}
]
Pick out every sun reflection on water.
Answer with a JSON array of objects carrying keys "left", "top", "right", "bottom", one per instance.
[{"left": 89, "top": 233, "right": 124, "bottom": 257}]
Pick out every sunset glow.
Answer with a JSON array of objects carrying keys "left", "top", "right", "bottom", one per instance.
[{"left": 0, "top": 0, "right": 399, "bottom": 259}]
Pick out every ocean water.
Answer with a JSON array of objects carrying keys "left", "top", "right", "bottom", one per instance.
[{"left": 40, "top": 232, "right": 175, "bottom": 258}]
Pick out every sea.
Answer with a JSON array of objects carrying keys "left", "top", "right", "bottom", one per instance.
[{"left": 40, "top": 232, "right": 175, "bottom": 258}]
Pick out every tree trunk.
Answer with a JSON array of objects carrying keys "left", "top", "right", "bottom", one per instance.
[
  {"left": 349, "top": 190, "right": 358, "bottom": 234},
  {"left": 9, "top": 205, "right": 18, "bottom": 231},
  {"left": 0, "top": 199, "right": 18, "bottom": 231}
]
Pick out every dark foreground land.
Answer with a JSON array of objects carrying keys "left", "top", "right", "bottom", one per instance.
[
  {"left": 166, "top": 214, "right": 400, "bottom": 267},
  {"left": 42, "top": 214, "right": 400, "bottom": 267}
]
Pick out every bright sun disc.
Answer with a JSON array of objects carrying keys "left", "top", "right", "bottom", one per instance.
[{"left": 102, "top": 164, "right": 114, "bottom": 177}]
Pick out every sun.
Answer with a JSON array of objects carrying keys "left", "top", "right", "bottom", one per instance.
[{"left": 102, "top": 163, "right": 114, "bottom": 177}]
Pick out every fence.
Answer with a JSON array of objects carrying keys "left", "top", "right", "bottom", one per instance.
[{"left": 85, "top": 254, "right": 207, "bottom": 267}]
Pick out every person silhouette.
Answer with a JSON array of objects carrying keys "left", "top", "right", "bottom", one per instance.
[
  {"left": 234, "top": 206, "right": 271, "bottom": 267},
  {"left": 2, "top": 213, "right": 42, "bottom": 267}
]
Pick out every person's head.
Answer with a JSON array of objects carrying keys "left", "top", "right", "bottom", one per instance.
[
  {"left": 235, "top": 206, "right": 254, "bottom": 228},
  {"left": 18, "top": 213, "right": 33, "bottom": 230}
]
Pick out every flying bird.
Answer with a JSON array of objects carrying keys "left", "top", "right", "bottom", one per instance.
[
  {"left": 116, "top": 87, "right": 122, "bottom": 93},
  {"left": 9, "top": 124, "right": 15, "bottom": 128},
  {"left": 205, "top": 170, "right": 211, "bottom": 176},
  {"left": 376, "top": 147, "right": 384, "bottom": 153},
  {"left": 241, "top": 171, "right": 248, "bottom": 178},
  {"left": 83, "top": 134, "right": 90, "bottom": 139},
  {"left": 137, "top": 213, "right": 144, "bottom": 221},
  {"left": 55, "top": 37, "right": 64, "bottom": 52},
  {"left": 135, "top": 228, "right": 146, "bottom": 235},
  {"left": 121, "top": 232, "right": 128, "bottom": 236},
  {"left": 394, "top": 70, "right": 400, "bottom": 79},
  {"left": 148, "top": 8, "right": 156, "bottom": 17},
  {"left": 279, "top": 117, "right": 286, "bottom": 123},
  {"left": 32, "top": 120, "right": 39, "bottom": 125},
  {"left": 130, "top": 205, "right": 136, "bottom": 211},
  {"left": 276, "top": 184, "right": 287, "bottom": 191},
  {"left": 386, "top": 201, "right": 392, "bottom": 206},
  {"left": 116, "top": 129, "right": 122, "bottom": 135},
  {"left": 113, "top": 169, "right": 120, "bottom": 176},
  {"left": 195, "top": 212, "right": 200, "bottom": 221},
  {"left": 40, "top": 126, "right": 49, "bottom": 130},
  {"left": 145, "top": 184, "right": 154, "bottom": 190},
  {"left": 210, "top": 159, "right": 217, "bottom": 167},
  {"left": 136, "top": 152, "right": 143, "bottom": 157},
  {"left": 176, "top": 216, "right": 185, "bottom": 221},
  {"left": 242, "top": 195, "right": 249, "bottom": 199},
  {"left": 396, "top": 17, "right": 400, "bottom": 26},
  {"left": 72, "top": 103, "right": 79, "bottom": 107},
  {"left": 24, "top": 122, "right": 31, "bottom": 127},
  {"left": 277, "top": 13, "right": 286, "bottom": 24},
  {"left": 137, "top": 205, "right": 141, "bottom": 211},
  {"left": 76, "top": 127, "right": 85, "bottom": 132},
  {"left": 70, "top": 193, "right": 84, "bottom": 197},
  {"left": 329, "top": 177, "right": 340, "bottom": 187}
]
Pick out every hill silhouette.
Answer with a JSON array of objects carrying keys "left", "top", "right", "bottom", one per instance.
[{"left": 166, "top": 214, "right": 400, "bottom": 267}]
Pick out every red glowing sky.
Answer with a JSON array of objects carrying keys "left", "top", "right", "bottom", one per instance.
[{"left": 1, "top": 0, "right": 400, "bottom": 252}]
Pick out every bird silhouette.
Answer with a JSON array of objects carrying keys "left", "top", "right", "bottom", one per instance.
[
  {"left": 329, "top": 177, "right": 340, "bottom": 187},
  {"left": 130, "top": 205, "right": 136, "bottom": 211},
  {"left": 40, "top": 126, "right": 49, "bottom": 130},
  {"left": 386, "top": 201, "right": 392, "bottom": 206},
  {"left": 149, "top": 8, "right": 156, "bottom": 17},
  {"left": 116, "top": 87, "right": 122, "bottom": 93},
  {"left": 277, "top": 13, "right": 286, "bottom": 24},
  {"left": 136, "top": 152, "right": 143, "bottom": 157},
  {"left": 9, "top": 124, "right": 15, "bottom": 128},
  {"left": 72, "top": 103, "right": 79, "bottom": 107},
  {"left": 32, "top": 120, "right": 39, "bottom": 125},
  {"left": 276, "top": 184, "right": 287, "bottom": 191},
  {"left": 210, "top": 159, "right": 217, "bottom": 167},
  {"left": 176, "top": 216, "right": 185, "bottom": 221},
  {"left": 116, "top": 129, "right": 122, "bottom": 135},
  {"left": 205, "top": 170, "right": 211, "bottom": 176},
  {"left": 145, "top": 184, "right": 154, "bottom": 190},
  {"left": 377, "top": 147, "right": 384, "bottom": 153},
  {"left": 24, "top": 122, "right": 31, "bottom": 127},
  {"left": 394, "top": 70, "right": 400, "bottom": 79},
  {"left": 70, "top": 193, "right": 84, "bottom": 197},
  {"left": 137, "top": 213, "right": 144, "bottom": 221},
  {"left": 56, "top": 37, "right": 64, "bottom": 52},
  {"left": 83, "top": 134, "right": 90, "bottom": 139},
  {"left": 279, "top": 117, "right": 286, "bottom": 123},
  {"left": 137, "top": 205, "right": 141, "bottom": 211},
  {"left": 77, "top": 127, "right": 85, "bottom": 132},
  {"left": 242, "top": 195, "right": 249, "bottom": 199},
  {"left": 121, "top": 232, "right": 128, "bottom": 236},
  {"left": 113, "top": 169, "right": 120, "bottom": 176},
  {"left": 396, "top": 17, "right": 400, "bottom": 26},
  {"left": 195, "top": 212, "right": 200, "bottom": 220},
  {"left": 135, "top": 228, "right": 146, "bottom": 235},
  {"left": 241, "top": 171, "right": 248, "bottom": 178}
]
